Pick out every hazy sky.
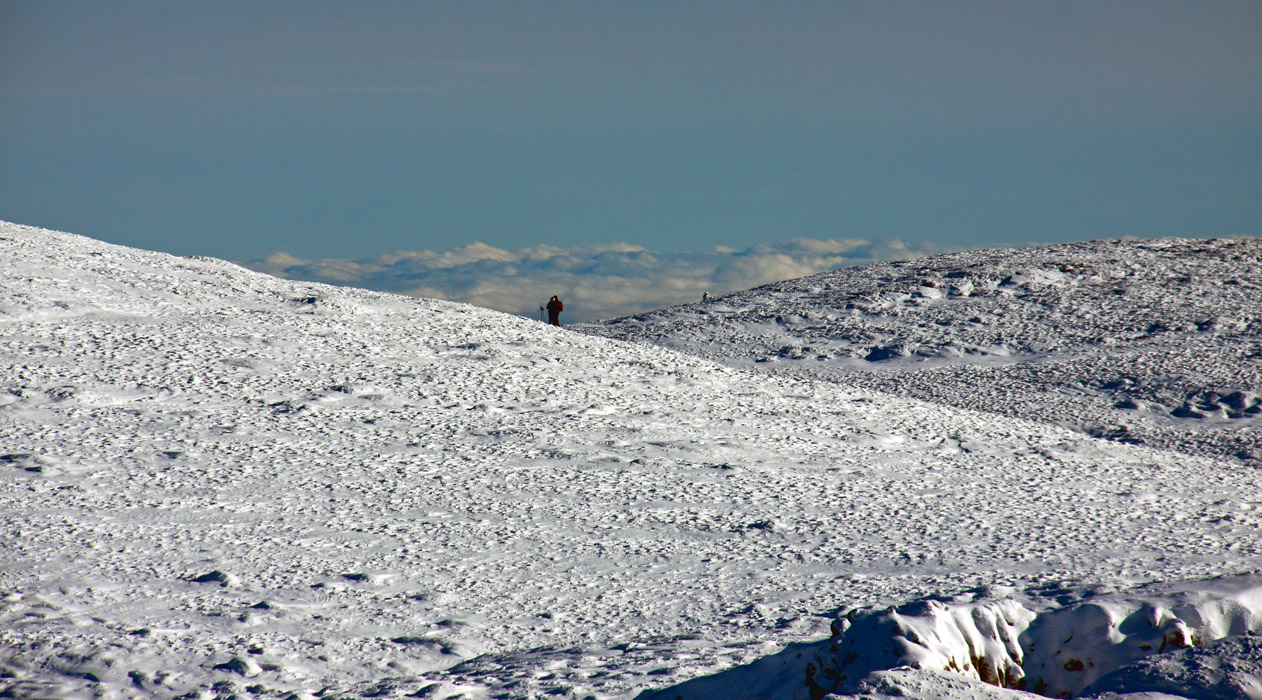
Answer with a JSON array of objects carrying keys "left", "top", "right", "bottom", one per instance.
[{"left": 2, "top": 1, "right": 1259, "bottom": 311}]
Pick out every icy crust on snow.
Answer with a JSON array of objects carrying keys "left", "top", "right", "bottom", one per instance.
[
  {"left": 641, "top": 575, "right": 1262, "bottom": 700},
  {"left": 580, "top": 237, "right": 1262, "bottom": 466},
  {"left": 2, "top": 222, "right": 1262, "bottom": 700}
]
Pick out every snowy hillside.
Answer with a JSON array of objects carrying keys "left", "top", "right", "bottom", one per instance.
[
  {"left": 2, "top": 222, "right": 1262, "bottom": 700},
  {"left": 582, "top": 237, "right": 1262, "bottom": 468}
]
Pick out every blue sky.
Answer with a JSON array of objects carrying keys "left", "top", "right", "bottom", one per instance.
[{"left": 2, "top": 1, "right": 1259, "bottom": 319}]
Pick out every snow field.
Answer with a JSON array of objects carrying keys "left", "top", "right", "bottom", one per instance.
[{"left": 2, "top": 223, "right": 1261, "bottom": 699}]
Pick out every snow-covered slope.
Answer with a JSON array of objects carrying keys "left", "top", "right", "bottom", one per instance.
[
  {"left": 582, "top": 237, "right": 1262, "bottom": 468},
  {"left": 2, "top": 222, "right": 1261, "bottom": 700}
]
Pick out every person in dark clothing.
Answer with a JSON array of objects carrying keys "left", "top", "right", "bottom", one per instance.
[{"left": 546, "top": 295, "right": 563, "bottom": 326}]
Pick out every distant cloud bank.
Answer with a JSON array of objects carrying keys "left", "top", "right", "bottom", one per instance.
[{"left": 242, "top": 238, "right": 941, "bottom": 322}]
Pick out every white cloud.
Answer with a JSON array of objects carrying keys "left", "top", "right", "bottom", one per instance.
[{"left": 240, "top": 237, "right": 942, "bottom": 323}]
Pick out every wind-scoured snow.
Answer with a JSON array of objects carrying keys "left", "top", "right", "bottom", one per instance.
[{"left": 2, "top": 222, "right": 1261, "bottom": 700}]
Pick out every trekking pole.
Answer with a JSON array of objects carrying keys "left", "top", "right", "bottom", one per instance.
[{"left": 540, "top": 306, "right": 545, "bottom": 323}]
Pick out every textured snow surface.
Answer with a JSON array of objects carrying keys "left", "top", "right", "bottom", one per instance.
[
  {"left": 2, "top": 222, "right": 1261, "bottom": 700},
  {"left": 582, "top": 237, "right": 1262, "bottom": 467}
]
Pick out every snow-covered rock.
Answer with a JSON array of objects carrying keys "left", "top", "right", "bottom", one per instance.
[{"left": 641, "top": 576, "right": 1262, "bottom": 700}]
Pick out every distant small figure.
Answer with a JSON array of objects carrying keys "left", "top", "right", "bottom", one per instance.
[
  {"left": 546, "top": 295, "right": 563, "bottom": 326},
  {"left": 702, "top": 292, "right": 711, "bottom": 303}
]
